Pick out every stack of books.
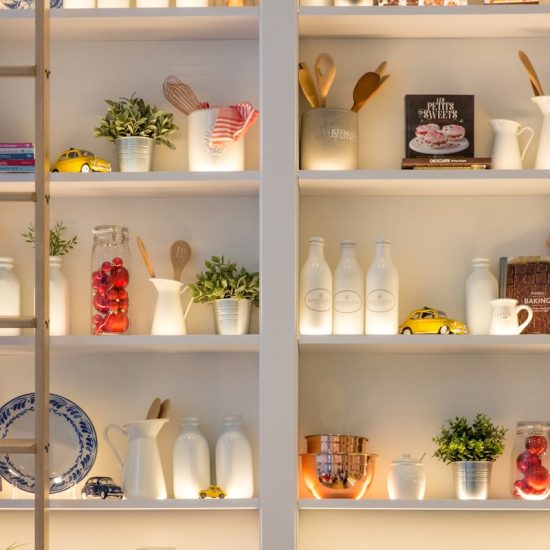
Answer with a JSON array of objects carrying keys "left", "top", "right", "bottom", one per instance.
[{"left": 0, "top": 142, "right": 35, "bottom": 173}]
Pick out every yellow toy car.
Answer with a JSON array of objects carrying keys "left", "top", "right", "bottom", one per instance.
[
  {"left": 198, "top": 485, "right": 226, "bottom": 499},
  {"left": 52, "top": 148, "right": 111, "bottom": 173},
  {"left": 399, "top": 307, "right": 467, "bottom": 335}
]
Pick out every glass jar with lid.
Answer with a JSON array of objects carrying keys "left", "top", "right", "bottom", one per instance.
[
  {"left": 387, "top": 454, "right": 426, "bottom": 500},
  {"left": 91, "top": 225, "right": 130, "bottom": 335},
  {"left": 511, "top": 421, "right": 550, "bottom": 500}
]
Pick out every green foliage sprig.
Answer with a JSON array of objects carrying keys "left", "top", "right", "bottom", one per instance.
[
  {"left": 189, "top": 256, "right": 259, "bottom": 307},
  {"left": 6, "top": 543, "right": 26, "bottom": 550},
  {"left": 94, "top": 93, "right": 178, "bottom": 149},
  {"left": 22, "top": 221, "right": 78, "bottom": 257},
  {"left": 433, "top": 413, "right": 507, "bottom": 464}
]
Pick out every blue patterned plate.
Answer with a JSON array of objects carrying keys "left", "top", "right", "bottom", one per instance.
[
  {"left": 0, "top": 0, "right": 62, "bottom": 8},
  {"left": 0, "top": 393, "right": 97, "bottom": 494}
]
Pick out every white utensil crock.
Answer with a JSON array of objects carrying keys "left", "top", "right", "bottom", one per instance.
[
  {"left": 490, "top": 298, "right": 533, "bottom": 335},
  {"left": 532, "top": 96, "right": 550, "bottom": 169},
  {"left": 490, "top": 119, "right": 534, "bottom": 169},
  {"left": 149, "top": 278, "right": 193, "bottom": 335}
]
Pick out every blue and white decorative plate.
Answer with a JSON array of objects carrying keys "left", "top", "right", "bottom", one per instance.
[
  {"left": 0, "top": 393, "right": 97, "bottom": 494},
  {"left": 0, "top": 0, "right": 62, "bottom": 9}
]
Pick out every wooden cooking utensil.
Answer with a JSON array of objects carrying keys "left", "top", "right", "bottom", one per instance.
[
  {"left": 136, "top": 236, "right": 156, "bottom": 279},
  {"left": 368, "top": 74, "right": 391, "bottom": 102},
  {"left": 518, "top": 51, "right": 545, "bottom": 96},
  {"left": 299, "top": 62, "right": 320, "bottom": 109},
  {"left": 158, "top": 398, "right": 171, "bottom": 419},
  {"left": 314, "top": 53, "right": 336, "bottom": 108},
  {"left": 146, "top": 397, "right": 162, "bottom": 420},
  {"left": 170, "top": 240, "right": 191, "bottom": 282},
  {"left": 351, "top": 71, "right": 380, "bottom": 113},
  {"left": 374, "top": 60, "right": 387, "bottom": 77}
]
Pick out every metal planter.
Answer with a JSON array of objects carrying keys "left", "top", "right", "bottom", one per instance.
[
  {"left": 452, "top": 461, "right": 492, "bottom": 500},
  {"left": 212, "top": 299, "right": 252, "bottom": 335},
  {"left": 115, "top": 136, "right": 154, "bottom": 172}
]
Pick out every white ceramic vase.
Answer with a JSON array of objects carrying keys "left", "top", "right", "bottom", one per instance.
[{"left": 532, "top": 96, "right": 550, "bottom": 169}]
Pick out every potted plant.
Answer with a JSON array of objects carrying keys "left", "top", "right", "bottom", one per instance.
[
  {"left": 22, "top": 221, "right": 77, "bottom": 336},
  {"left": 94, "top": 93, "right": 178, "bottom": 173},
  {"left": 189, "top": 255, "right": 259, "bottom": 335},
  {"left": 433, "top": 413, "right": 507, "bottom": 500}
]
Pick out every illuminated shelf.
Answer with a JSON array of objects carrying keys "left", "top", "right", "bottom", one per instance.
[{"left": 0, "top": 335, "right": 259, "bottom": 355}]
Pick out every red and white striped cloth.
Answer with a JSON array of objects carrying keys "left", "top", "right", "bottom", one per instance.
[{"left": 205, "top": 102, "right": 259, "bottom": 150}]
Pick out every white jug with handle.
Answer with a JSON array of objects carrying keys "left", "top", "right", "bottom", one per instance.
[
  {"left": 490, "top": 298, "right": 533, "bottom": 335},
  {"left": 490, "top": 119, "right": 534, "bottom": 169},
  {"left": 149, "top": 278, "right": 193, "bottom": 335},
  {"left": 532, "top": 96, "right": 550, "bottom": 169},
  {"left": 104, "top": 418, "right": 169, "bottom": 499}
]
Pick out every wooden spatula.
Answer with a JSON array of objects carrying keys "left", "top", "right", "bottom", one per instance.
[
  {"left": 518, "top": 50, "right": 545, "bottom": 96},
  {"left": 299, "top": 62, "right": 320, "bottom": 109},
  {"left": 170, "top": 240, "right": 191, "bottom": 282},
  {"left": 351, "top": 71, "right": 380, "bottom": 113},
  {"left": 137, "top": 236, "right": 156, "bottom": 279},
  {"left": 158, "top": 399, "right": 171, "bottom": 419},
  {"left": 315, "top": 53, "right": 336, "bottom": 108},
  {"left": 146, "top": 397, "right": 161, "bottom": 420}
]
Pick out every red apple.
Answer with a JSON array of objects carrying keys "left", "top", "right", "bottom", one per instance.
[{"left": 526, "top": 435, "right": 548, "bottom": 456}]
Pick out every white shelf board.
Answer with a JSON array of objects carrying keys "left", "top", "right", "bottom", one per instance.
[
  {"left": 0, "top": 498, "right": 258, "bottom": 511},
  {"left": 299, "top": 334, "right": 550, "bottom": 354},
  {"left": 0, "top": 171, "right": 259, "bottom": 198},
  {"left": 299, "top": 5, "right": 550, "bottom": 38},
  {"left": 0, "top": 7, "right": 259, "bottom": 42},
  {"left": 0, "top": 335, "right": 259, "bottom": 355},
  {"left": 299, "top": 498, "right": 550, "bottom": 511},
  {"left": 299, "top": 169, "right": 550, "bottom": 196}
]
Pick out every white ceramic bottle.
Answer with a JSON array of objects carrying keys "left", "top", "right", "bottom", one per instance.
[
  {"left": 215, "top": 415, "right": 253, "bottom": 498},
  {"left": 333, "top": 240, "right": 364, "bottom": 335},
  {"left": 299, "top": 237, "right": 332, "bottom": 335},
  {"left": 173, "top": 417, "right": 211, "bottom": 499},
  {"left": 365, "top": 240, "right": 399, "bottom": 335},
  {"left": 0, "top": 257, "right": 20, "bottom": 336},
  {"left": 465, "top": 258, "right": 498, "bottom": 335},
  {"left": 49, "top": 256, "right": 69, "bottom": 336}
]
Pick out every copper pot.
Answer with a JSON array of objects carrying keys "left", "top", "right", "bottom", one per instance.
[{"left": 305, "top": 434, "right": 368, "bottom": 454}]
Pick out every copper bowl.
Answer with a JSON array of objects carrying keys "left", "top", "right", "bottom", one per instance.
[
  {"left": 301, "top": 452, "right": 376, "bottom": 499},
  {"left": 305, "top": 434, "right": 369, "bottom": 454}
]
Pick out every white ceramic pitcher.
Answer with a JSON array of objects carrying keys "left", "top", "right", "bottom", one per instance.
[
  {"left": 104, "top": 418, "right": 169, "bottom": 499},
  {"left": 532, "top": 96, "right": 550, "bottom": 169},
  {"left": 149, "top": 278, "right": 193, "bottom": 335},
  {"left": 490, "top": 119, "right": 534, "bottom": 169},
  {"left": 489, "top": 298, "right": 533, "bottom": 335}
]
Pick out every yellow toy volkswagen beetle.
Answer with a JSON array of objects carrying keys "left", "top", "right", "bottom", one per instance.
[
  {"left": 399, "top": 307, "right": 467, "bottom": 335},
  {"left": 198, "top": 485, "right": 226, "bottom": 499},
  {"left": 52, "top": 147, "right": 111, "bottom": 173}
]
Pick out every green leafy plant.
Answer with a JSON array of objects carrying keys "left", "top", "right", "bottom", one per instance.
[
  {"left": 6, "top": 543, "right": 26, "bottom": 550},
  {"left": 189, "top": 256, "right": 259, "bottom": 307},
  {"left": 94, "top": 93, "right": 178, "bottom": 149},
  {"left": 22, "top": 221, "right": 78, "bottom": 257},
  {"left": 433, "top": 413, "right": 507, "bottom": 464}
]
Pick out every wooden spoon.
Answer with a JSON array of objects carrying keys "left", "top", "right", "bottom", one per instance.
[
  {"left": 374, "top": 60, "right": 387, "bottom": 77},
  {"left": 170, "top": 240, "right": 191, "bottom": 282},
  {"left": 146, "top": 397, "right": 161, "bottom": 420},
  {"left": 368, "top": 74, "right": 391, "bottom": 102},
  {"left": 298, "top": 62, "right": 320, "bottom": 109},
  {"left": 314, "top": 53, "right": 336, "bottom": 108},
  {"left": 518, "top": 50, "right": 545, "bottom": 96},
  {"left": 158, "top": 398, "right": 171, "bottom": 419},
  {"left": 137, "top": 236, "right": 156, "bottom": 279},
  {"left": 351, "top": 71, "right": 380, "bottom": 113}
]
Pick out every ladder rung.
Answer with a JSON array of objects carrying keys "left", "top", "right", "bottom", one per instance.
[
  {"left": 0, "top": 66, "right": 37, "bottom": 78},
  {"left": 0, "top": 439, "right": 36, "bottom": 454},
  {"left": 0, "top": 192, "right": 36, "bottom": 203},
  {"left": 0, "top": 316, "right": 37, "bottom": 329}
]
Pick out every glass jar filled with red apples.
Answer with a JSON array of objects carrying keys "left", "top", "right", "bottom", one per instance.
[
  {"left": 512, "top": 421, "right": 550, "bottom": 500},
  {"left": 91, "top": 225, "right": 130, "bottom": 335}
]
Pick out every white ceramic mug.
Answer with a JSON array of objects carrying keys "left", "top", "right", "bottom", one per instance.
[{"left": 490, "top": 298, "right": 533, "bottom": 335}]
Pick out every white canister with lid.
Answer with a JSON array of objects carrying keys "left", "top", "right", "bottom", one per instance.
[
  {"left": 387, "top": 454, "right": 426, "bottom": 500},
  {"left": 0, "top": 257, "right": 21, "bottom": 336}
]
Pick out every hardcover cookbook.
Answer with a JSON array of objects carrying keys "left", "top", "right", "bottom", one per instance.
[{"left": 405, "top": 94, "right": 474, "bottom": 158}]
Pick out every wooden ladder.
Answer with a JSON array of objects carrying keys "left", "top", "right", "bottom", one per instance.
[{"left": 0, "top": 2, "right": 50, "bottom": 549}]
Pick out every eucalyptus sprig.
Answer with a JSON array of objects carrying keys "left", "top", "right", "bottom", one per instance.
[
  {"left": 6, "top": 543, "right": 26, "bottom": 550},
  {"left": 189, "top": 256, "right": 259, "bottom": 307},
  {"left": 433, "top": 413, "right": 507, "bottom": 464},
  {"left": 22, "top": 221, "right": 78, "bottom": 257},
  {"left": 94, "top": 93, "right": 178, "bottom": 149}
]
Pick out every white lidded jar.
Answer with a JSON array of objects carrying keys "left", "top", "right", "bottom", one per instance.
[
  {"left": 173, "top": 417, "right": 210, "bottom": 499},
  {"left": 215, "top": 415, "right": 253, "bottom": 498},
  {"left": 0, "top": 257, "right": 21, "bottom": 336},
  {"left": 365, "top": 240, "right": 399, "bottom": 335},
  {"left": 49, "top": 256, "right": 69, "bottom": 336},
  {"left": 333, "top": 240, "right": 364, "bottom": 335},
  {"left": 299, "top": 237, "right": 332, "bottom": 335},
  {"left": 465, "top": 257, "right": 498, "bottom": 335},
  {"left": 387, "top": 454, "right": 426, "bottom": 500}
]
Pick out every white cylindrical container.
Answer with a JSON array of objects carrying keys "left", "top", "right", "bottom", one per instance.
[
  {"left": 63, "top": 0, "right": 95, "bottom": 7},
  {"left": 215, "top": 415, "right": 253, "bottom": 498},
  {"left": 387, "top": 454, "right": 426, "bottom": 500},
  {"left": 176, "top": 0, "right": 208, "bottom": 5},
  {"left": 365, "top": 240, "right": 399, "bottom": 335},
  {"left": 188, "top": 108, "right": 245, "bottom": 172},
  {"left": 137, "top": 0, "right": 169, "bottom": 6},
  {"left": 173, "top": 417, "right": 211, "bottom": 499},
  {"left": 299, "top": 237, "right": 332, "bottom": 335},
  {"left": 333, "top": 240, "right": 364, "bottom": 335},
  {"left": 97, "top": 0, "right": 130, "bottom": 7},
  {"left": 49, "top": 256, "right": 69, "bottom": 336},
  {"left": 0, "top": 257, "right": 21, "bottom": 336},
  {"left": 465, "top": 257, "right": 498, "bottom": 335}
]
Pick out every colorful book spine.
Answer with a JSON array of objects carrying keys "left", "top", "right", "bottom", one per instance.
[
  {"left": 0, "top": 166, "right": 35, "bottom": 172},
  {"left": 0, "top": 142, "right": 34, "bottom": 149},
  {"left": 0, "top": 153, "right": 35, "bottom": 160},
  {"left": 0, "top": 160, "right": 35, "bottom": 167}
]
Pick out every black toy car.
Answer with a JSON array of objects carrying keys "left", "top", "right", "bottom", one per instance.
[{"left": 81, "top": 476, "right": 123, "bottom": 500}]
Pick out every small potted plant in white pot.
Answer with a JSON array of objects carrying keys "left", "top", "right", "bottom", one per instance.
[
  {"left": 433, "top": 413, "right": 507, "bottom": 500},
  {"left": 189, "top": 255, "right": 259, "bottom": 335},
  {"left": 94, "top": 93, "right": 178, "bottom": 173}
]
